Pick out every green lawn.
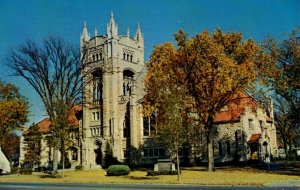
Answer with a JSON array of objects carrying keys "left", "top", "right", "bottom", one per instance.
[{"left": 0, "top": 167, "right": 299, "bottom": 186}]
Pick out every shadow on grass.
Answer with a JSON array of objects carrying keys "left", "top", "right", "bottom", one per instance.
[
  {"left": 40, "top": 174, "right": 63, "bottom": 179},
  {"left": 181, "top": 167, "right": 207, "bottom": 171},
  {"left": 253, "top": 161, "right": 300, "bottom": 177},
  {"left": 127, "top": 176, "right": 159, "bottom": 180}
]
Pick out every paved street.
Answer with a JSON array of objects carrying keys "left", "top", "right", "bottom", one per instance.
[{"left": 0, "top": 183, "right": 299, "bottom": 190}]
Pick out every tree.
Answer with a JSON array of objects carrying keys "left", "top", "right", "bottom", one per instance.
[
  {"left": 273, "top": 94, "right": 299, "bottom": 158},
  {"left": 144, "top": 42, "right": 193, "bottom": 180},
  {"left": 2, "top": 134, "right": 20, "bottom": 166},
  {"left": 263, "top": 27, "right": 300, "bottom": 93},
  {"left": 153, "top": 94, "right": 188, "bottom": 181},
  {"left": 7, "top": 36, "right": 86, "bottom": 174},
  {"left": 0, "top": 81, "right": 29, "bottom": 148},
  {"left": 23, "top": 123, "right": 42, "bottom": 168},
  {"left": 51, "top": 101, "right": 77, "bottom": 178},
  {"left": 146, "top": 29, "right": 272, "bottom": 171},
  {"left": 264, "top": 27, "right": 300, "bottom": 154},
  {"left": 104, "top": 142, "right": 119, "bottom": 168}
]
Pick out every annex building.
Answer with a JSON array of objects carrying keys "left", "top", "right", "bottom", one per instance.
[{"left": 20, "top": 14, "right": 278, "bottom": 169}]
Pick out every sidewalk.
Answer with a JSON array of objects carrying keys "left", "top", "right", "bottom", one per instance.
[{"left": 265, "top": 180, "right": 300, "bottom": 187}]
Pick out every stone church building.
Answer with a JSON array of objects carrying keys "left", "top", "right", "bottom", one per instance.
[
  {"left": 20, "top": 14, "right": 278, "bottom": 169},
  {"left": 80, "top": 13, "right": 148, "bottom": 167}
]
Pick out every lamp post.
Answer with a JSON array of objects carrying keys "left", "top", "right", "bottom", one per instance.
[{"left": 259, "top": 120, "right": 264, "bottom": 164}]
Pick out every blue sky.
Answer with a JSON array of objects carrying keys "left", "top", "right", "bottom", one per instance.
[{"left": 0, "top": 0, "right": 299, "bottom": 125}]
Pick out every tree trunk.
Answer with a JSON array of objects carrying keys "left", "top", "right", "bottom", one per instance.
[
  {"left": 206, "top": 115, "right": 215, "bottom": 172},
  {"left": 207, "top": 138, "right": 214, "bottom": 171},
  {"left": 283, "top": 137, "right": 289, "bottom": 159},
  {"left": 62, "top": 151, "right": 65, "bottom": 178},
  {"left": 61, "top": 139, "right": 65, "bottom": 179},
  {"left": 52, "top": 148, "right": 58, "bottom": 175},
  {"left": 176, "top": 151, "right": 180, "bottom": 181}
]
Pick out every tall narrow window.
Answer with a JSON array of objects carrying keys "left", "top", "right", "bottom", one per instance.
[
  {"left": 143, "top": 112, "right": 157, "bottom": 137},
  {"left": 92, "top": 112, "right": 100, "bottom": 121},
  {"left": 123, "top": 70, "right": 134, "bottom": 96},
  {"left": 109, "top": 118, "right": 113, "bottom": 136},
  {"left": 92, "top": 70, "right": 103, "bottom": 104},
  {"left": 123, "top": 149, "right": 130, "bottom": 158},
  {"left": 123, "top": 103, "right": 130, "bottom": 138},
  {"left": 218, "top": 141, "right": 223, "bottom": 156},
  {"left": 248, "top": 119, "right": 253, "bottom": 129},
  {"left": 226, "top": 141, "right": 231, "bottom": 155},
  {"left": 71, "top": 148, "right": 78, "bottom": 160},
  {"left": 130, "top": 55, "right": 133, "bottom": 62},
  {"left": 143, "top": 117, "right": 149, "bottom": 136},
  {"left": 150, "top": 112, "right": 156, "bottom": 135}
]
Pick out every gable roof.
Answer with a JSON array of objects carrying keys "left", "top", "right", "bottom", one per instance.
[
  {"left": 26, "top": 105, "right": 83, "bottom": 134},
  {"left": 36, "top": 118, "right": 52, "bottom": 133},
  {"left": 213, "top": 91, "right": 269, "bottom": 124}
]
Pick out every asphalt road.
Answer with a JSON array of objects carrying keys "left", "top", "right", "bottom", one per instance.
[{"left": 0, "top": 183, "right": 298, "bottom": 190}]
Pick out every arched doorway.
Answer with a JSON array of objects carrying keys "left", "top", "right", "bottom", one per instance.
[
  {"left": 94, "top": 140, "right": 102, "bottom": 165},
  {"left": 262, "top": 141, "right": 270, "bottom": 162}
]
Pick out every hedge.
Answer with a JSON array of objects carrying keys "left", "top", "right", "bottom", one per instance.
[
  {"left": 75, "top": 165, "right": 84, "bottom": 171},
  {"left": 19, "top": 168, "right": 33, "bottom": 175},
  {"left": 147, "top": 170, "right": 178, "bottom": 176},
  {"left": 106, "top": 165, "right": 130, "bottom": 176}
]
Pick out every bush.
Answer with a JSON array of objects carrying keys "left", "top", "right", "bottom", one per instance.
[
  {"left": 58, "top": 162, "right": 71, "bottom": 169},
  {"left": 34, "top": 166, "right": 48, "bottom": 172},
  {"left": 75, "top": 165, "right": 84, "bottom": 171},
  {"left": 147, "top": 170, "right": 178, "bottom": 176},
  {"left": 104, "top": 143, "right": 119, "bottom": 168},
  {"left": 19, "top": 168, "right": 33, "bottom": 175},
  {"left": 106, "top": 165, "right": 130, "bottom": 176},
  {"left": 10, "top": 167, "right": 19, "bottom": 174},
  {"left": 288, "top": 150, "right": 299, "bottom": 161}
]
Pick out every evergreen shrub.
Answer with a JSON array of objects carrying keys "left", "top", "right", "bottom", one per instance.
[
  {"left": 75, "top": 165, "right": 84, "bottom": 171},
  {"left": 106, "top": 165, "right": 130, "bottom": 176}
]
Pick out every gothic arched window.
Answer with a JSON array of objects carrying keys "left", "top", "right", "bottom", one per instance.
[
  {"left": 71, "top": 147, "right": 78, "bottom": 160},
  {"left": 143, "top": 112, "right": 157, "bottom": 137},
  {"left": 123, "top": 70, "right": 135, "bottom": 96},
  {"left": 92, "top": 70, "right": 103, "bottom": 104},
  {"left": 123, "top": 102, "right": 130, "bottom": 138}
]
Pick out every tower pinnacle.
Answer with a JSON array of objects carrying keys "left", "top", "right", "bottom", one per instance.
[
  {"left": 95, "top": 27, "right": 98, "bottom": 37},
  {"left": 127, "top": 27, "right": 130, "bottom": 37},
  {"left": 80, "top": 20, "right": 90, "bottom": 48},
  {"left": 134, "top": 22, "right": 143, "bottom": 45},
  {"left": 107, "top": 11, "right": 118, "bottom": 38}
]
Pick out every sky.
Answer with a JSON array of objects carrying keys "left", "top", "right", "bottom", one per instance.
[{"left": 0, "top": 0, "right": 299, "bottom": 125}]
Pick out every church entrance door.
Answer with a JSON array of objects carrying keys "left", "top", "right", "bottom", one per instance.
[{"left": 94, "top": 140, "right": 102, "bottom": 165}]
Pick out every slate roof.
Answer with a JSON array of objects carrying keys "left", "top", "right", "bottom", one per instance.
[{"left": 26, "top": 105, "right": 83, "bottom": 134}]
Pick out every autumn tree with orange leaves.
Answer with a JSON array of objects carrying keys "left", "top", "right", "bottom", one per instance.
[
  {"left": 0, "top": 81, "right": 29, "bottom": 149},
  {"left": 145, "top": 29, "right": 273, "bottom": 171},
  {"left": 144, "top": 42, "right": 193, "bottom": 180}
]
